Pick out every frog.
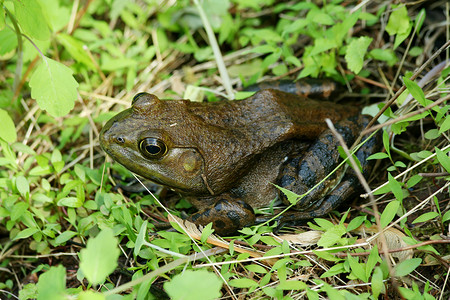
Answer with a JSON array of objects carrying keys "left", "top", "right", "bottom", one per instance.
[{"left": 99, "top": 81, "right": 380, "bottom": 235}]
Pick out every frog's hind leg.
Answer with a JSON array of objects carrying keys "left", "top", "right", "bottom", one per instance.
[
  {"left": 265, "top": 115, "right": 381, "bottom": 228},
  {"left": 188, "top": 195, "right": 256, "bottom": 236}
]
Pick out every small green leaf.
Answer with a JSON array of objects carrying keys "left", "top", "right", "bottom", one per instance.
[
  {"left": 435, "top": 147, "right": 450, "bottom": 173},
  {"left": 412, "top": 212, "right": 439, "bottom": 224},
  {"left": 165, "top": 270, "right": 223, "bottom": 300},
  {"left": 16, "top": 175, "right": 30, "bottom": 198},
  {"left": 245, "top": 264, "right": 268, "bottom": 274},
  {"left": 14, "top": 227, "right": 39, "bottom": 240},
  {"left": 317, "top": 224, "right": 346, "bottom": 247},
  {"left": 404, "top": 78, "right": 426, "bottom": 107},
  {"left": 388, "top": 173, "right": 403, "bottom": 202},
  {"left": 345, "top": 36, "right": 373, "bottom": 74},
  {"left": 386, "top": 5, "right": 410, "bottom": 36},
  {"left": 0, "top": 109, "right": 17, "bottom": 143},
  {"left": 228, "top": 278, "right": 258, "bottom": 288},
  {"left": 29, "top": 57, "right": 79, "bottom": 117},
  {"left": 394, "top": 258, "right": 421, "bottom": 277},
  {"left": 134, "top": 220, "right": 148, "bottom": 256},
  {"left": 78, "top": 290, "right": 105, "bottom": 300},
  {"left": 37, "top": 265, "right": 67, "bottom": 300},
  {"left": 406, "top": 174, "right": 422, "bottom": 188},
  {"left": 424, "top": 129, "right": 440, "bottom": 140},
  {"left": 55, "top": 231, "right": 77, "bottom": 245},
  {"left": 0, "top": 28, "right": 18, "bottom": 56},
  {"left": 274, "top": 184, "right": 300, "bottom": 205},
  {"left": 439, "top": 116, "right": 450, "bottom": 134},
  {"left": 13, "top": 0, "right": 50, "bottom": 41},
  {"left": 367, "top": 152, "right": 389, "bottom": 160},
  {"left": 0, "top": 7, "right": 5, "bottom": 30},
  {"left": 382, "top": 130, "right": 390, "bottom": 158},
  {"left": 79, "top": 228, "right": 120, "bottom": 285},
  {"left": 380, "top": 200, "right": 400, "bottom": 228},
  {"left": 366, "top": 246, "right": 380, "bottom": 279},
  {"left": 371, "top": 267, "right": 384, "bottom": 299},
  {"left": 57, "top": 197, "right": 82, "bottom": 208},
  {"left": 11, "top": 201, "right": 29, "bottom": 221},
  {"left": 347, "top": 254, "right": 368, "bottom": 282},
  {"left": 442, "top": 210, "right": 450, "bottom": 223}
]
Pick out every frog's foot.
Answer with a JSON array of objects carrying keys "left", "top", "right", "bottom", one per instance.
[{"left": 189, "top": 197, "right": 256, "bottom": 236}]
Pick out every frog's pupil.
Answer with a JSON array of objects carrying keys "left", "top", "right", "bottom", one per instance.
[{"left": 146, "top": 145, "right": 161, "bottom": 155}]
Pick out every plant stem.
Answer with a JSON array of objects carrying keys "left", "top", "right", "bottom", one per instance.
[{"left": 4, "top": 7, "right": 23, "bottom": 96}]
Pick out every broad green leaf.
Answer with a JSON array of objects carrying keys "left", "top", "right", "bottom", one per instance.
[
  {"left": 14, "top": 227, "right": 39, "bottom": 240},
  {"left": 388, "top": 173, "right": 403, "bottom": 202},
  {"left": 369, "top": 48, "right": 398, "bottom": 66},
  {"left": 29, "top": 57, "right": 79, "bottom": 117},
  {"left": 228, "top": 278, "right": 258, "bottom": 288},
  {"left": 439, "top": 116, "right": 450, "bottom": 134},
  {"left": 0, "top": 28, "right": 18, "bottom": 56},
  {"left": 13, "top": 0, "right": 50, "bottom": 41},
  {"left": 346, "top": 216, "right": 366, "bottom": 232},
  {"left": 165, "top": 270, "right": 223, "bottom": 300},
  {"left": 245, "top": 264, "right": 268, "bottom": 274},
  {"left": 78, "top": 290, "right": 105, "bottom": 300},
  {"left": 406, "top": 174, "right": 422, "bottom": 188},
  {"left": 16, "top": 175, "right": 29, "bottom": 198},
  {"left": 57, "top": 197, "right": 83, "bottom": 208},
  {"left": 37, "top": 265, "right": 67, "bottom": 300},
  {"left": 345, "top": 36, "right": 373, "bottom": 73},
  {"left": 394, "top": 258, "right": 421, "bottom": 277},
  {"left": 79, "top": 228, "right": 120, "bottom": 285},
  {"left": 55, "top": 231, "right": 77, "bottom": 245},
  {"left": 0, "top": 7, "right": 4, "bottom": 30},
  {"left": 371, "top": 267, "right": 384, "bottom": 299},
  {"left": 134, "top": 220, "right": 148, "bottom": 256},
  {"left": 424, "top": 129, "right": 440, "bottom": 140},
  {"left": 435, "top": 147, "right": 450, "bottom": 173},
  {"left": 380, "top": 200, "right": 400, "bottom": 228},
  {"left": 317, "top": 224, "right": 346, "bottom": 247},
  {"left": 347, "top": 254, "right": 368, "bottom": 282},
  {"left": 11, "top": 201, "right": 29, "bottom": 222},
  {"left": 412, "top": 212, "right": 439, "bottom": 224},
  {"left": 0, "top": 109, "right": 17, "bottom": 143},
  {"left": 367, "top": 152, "right": 389, "bottom": 160},
  {"left": 386, "top": 5, "right": 410, "bottom": 36},
  {"left": 366, "top": 246, "right": 380, "bottom": 279},
  {"left": 403, "top": 78, "right": 426, "bottom": 107},
  {"left": 320, "top": 263, "right": 345, "bottom": 278},
  {"left": 442, "top": 210, "right": 450, "bottom": 223}
]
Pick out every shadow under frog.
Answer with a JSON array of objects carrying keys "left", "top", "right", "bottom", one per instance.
[{"left": 100, "top": 86, "right": 380, "bottom": 235}]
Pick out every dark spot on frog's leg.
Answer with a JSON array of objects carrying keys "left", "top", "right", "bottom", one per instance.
[{"left": 188, "top": 197, "right": 255, "bottom": 236}]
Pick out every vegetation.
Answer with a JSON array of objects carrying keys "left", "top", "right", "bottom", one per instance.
[{"left": 0, "top": 0, "right": 449, "bottom": 299}]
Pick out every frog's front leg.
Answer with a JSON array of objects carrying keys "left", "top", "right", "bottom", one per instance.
[{"left": 188, "top": 195, "right": 256, "bottom": 235}]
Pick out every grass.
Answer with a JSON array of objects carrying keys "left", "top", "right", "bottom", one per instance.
[{"left": 0, "top": 0, "right": 449, "bottom": 299}]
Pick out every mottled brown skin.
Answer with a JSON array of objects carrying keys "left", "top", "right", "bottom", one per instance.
[{"left": 100, "top": 85, "right": 379, "bottom": 235}]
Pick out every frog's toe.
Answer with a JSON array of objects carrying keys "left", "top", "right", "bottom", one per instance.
[{"left": 190, "top": 198, "right": 255, "bottom": 236}]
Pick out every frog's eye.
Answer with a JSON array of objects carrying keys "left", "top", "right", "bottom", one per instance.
[
  {"left": 139, "top": 138, "right": 167, "bottom": 159},
  {"left": 132, "top": 92, "right": 149, "bottom": 105}
]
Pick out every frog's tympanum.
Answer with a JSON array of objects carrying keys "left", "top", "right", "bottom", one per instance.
[{"left": 100, "top": 82, "right": 379, "bottom": 235}]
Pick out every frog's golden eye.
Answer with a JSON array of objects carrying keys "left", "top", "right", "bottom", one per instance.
[
  {"left": 132, "top": 92, "right": 149, "bottom": 105},
  {"left": 139, "top": 138, "right": 167, "bottom": 159}
]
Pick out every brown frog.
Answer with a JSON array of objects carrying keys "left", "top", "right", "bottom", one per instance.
[{"left": 99, "top": 82, "right": 379, "bottom": 235}]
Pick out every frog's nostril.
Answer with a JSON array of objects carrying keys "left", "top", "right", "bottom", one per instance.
[{"left": 116, "top": 137, "right": 125, "bottom": 143}]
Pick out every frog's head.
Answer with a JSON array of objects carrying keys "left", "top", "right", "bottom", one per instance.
[{"left": 99, "top": 93, "right": 209, "bottom": 195}]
